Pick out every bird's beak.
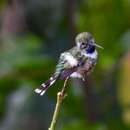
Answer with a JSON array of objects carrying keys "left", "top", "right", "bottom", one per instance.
[{"left": 94, "top": 43, "right": 103, "bottom": 49}]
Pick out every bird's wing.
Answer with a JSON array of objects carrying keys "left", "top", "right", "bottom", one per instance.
[
  {"left": 56, "top": 51, "right": 78, "bottom": 70},
  {"left": 54, "top": 52, "right": 71, "bottom": 78},
  {"left": 59, "top": 66, "right": 77, "bottom": 80},
  {"left": 59, "top": 56, "right": 88, "bottom": 80}
]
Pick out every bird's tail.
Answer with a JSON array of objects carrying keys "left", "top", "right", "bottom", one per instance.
[
  {"left": 34, "top": 60, "right": 64, "bottom": 96},
  {"left": 34, "top": 73, "right": 59, "bottom": 96}
]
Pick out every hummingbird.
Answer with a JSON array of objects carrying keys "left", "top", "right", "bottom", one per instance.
[{"left": 34, "top": 32, "right": 103, "bottom": 96}]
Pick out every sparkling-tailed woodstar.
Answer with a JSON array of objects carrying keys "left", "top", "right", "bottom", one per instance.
[{"left": 35, "top": 32, "right": 103, "bottom": 96}]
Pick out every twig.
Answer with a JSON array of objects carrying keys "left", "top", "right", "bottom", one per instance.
[{"left": 48, "top": 77, "right": 69, "bottom": 130}]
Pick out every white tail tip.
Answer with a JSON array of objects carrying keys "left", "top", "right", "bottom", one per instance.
[
  {"left": 34, "top": 88, "right": 46, "bottom": 96},
  {"left": 34, "top": 88, "right": 42, "bottom": 94},
  {"left": 40, "top": 90, "right": 46, "bottom": 96}
]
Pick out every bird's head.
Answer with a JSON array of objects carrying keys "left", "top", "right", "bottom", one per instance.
[{"left": 75, "top": 32, "right": 103, "bottom": 54}]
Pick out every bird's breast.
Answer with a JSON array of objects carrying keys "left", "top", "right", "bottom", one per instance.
[
  {"left": 78, "top": 62, "right": 92, "bottom": 75},
  {"left": 62, "top": 52, "right": 78, "bottom": 67}
]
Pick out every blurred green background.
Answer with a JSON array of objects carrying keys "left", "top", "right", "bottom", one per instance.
[{"left": 0, "top": 0, "right": 130, "bottom": 130}]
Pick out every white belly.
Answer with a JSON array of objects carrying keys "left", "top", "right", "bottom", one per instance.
[
  {"left": 62, "top": 52, "right": 78, "bottom": 67},
  {"left": 70, "top": 72, "right": 82, "bottom": 78}
]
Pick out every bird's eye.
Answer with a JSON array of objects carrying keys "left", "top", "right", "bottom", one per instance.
[
  {"left": 82, "top": 42, "right": 85, "bottom": 45},
  {"left": 80, "top": 42, "right": 86, "bottom": 49}
]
